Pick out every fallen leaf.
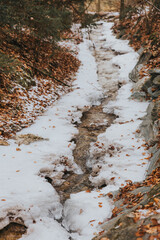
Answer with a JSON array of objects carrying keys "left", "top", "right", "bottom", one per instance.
[
  {"left": 85, "top": 190, "right": 91, "bottom": 193},
  {"left": 79, "top": 209, "right": 83, "bottom": 214},
  {"left": 89, "top": 220, "right": 95, "bottom": 223},
  {"left": 16, "top": 148, "right": 21, "bottom": 151}
]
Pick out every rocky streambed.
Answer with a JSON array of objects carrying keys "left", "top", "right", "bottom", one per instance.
[{"left": 0, "top": 17, "right": 159, "bottom": 240}]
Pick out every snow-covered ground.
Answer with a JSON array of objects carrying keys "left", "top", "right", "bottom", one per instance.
[{"left": 0, "top": 20, "right": 149, "bottom": 239}]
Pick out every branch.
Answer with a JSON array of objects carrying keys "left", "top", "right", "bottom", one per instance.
[{"left": 144, "top": 0, "right": 160, "bottom": 12}]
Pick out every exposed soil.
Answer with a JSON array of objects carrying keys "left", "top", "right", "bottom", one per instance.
[
  {"left": 55, "top": 103, "right": 117, "bottom": 203},
  {"left": 53, "top": 22, "right": 120, "bottom": 203},
  {"left": 0, "top": 223, "right": 26, "bottom": 240}
]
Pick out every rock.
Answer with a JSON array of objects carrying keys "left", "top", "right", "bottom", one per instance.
[
  {"left": 133, "top": 76, "right": 147, "bottom": 92},
  {"left": 116, "top": 29, "right": 126, "bottom": 39},
  {"left": 131, "top": 91, "right": 146, "bottom": 101},
  {"left": 129, "top": 49, "right": 152, "bottom": 83},
  {"left": 129, "top": 64, "right": 143, "bottom": 83},
  {"left": 147, "top": 87, "right": 160, "bottom": 99},
  {"left": 15, "top": 134, "right": 49, "bottom": 145},
  {"left": 0, "top": 140, "right": 10, "bottom": 146},
  {"left": 92, "top": 183, "right": 159, "bottom": 240},
  {"left": 140, "top": 101, "right": 159, "bottom": 144},
  {"left": 137, "top": 47, "right": 144, "bottom": 55},
  {"left": 147, "top": 146, "right": 160, "bottom": 175},
  {"left": 149, "top": 69, "right": 160, "bottom": 78},
  {"left": 141, "top": 78, "right": 152, "bottom": 93},
  {"left": 137, "top": 50, "right": 152, "bottom": 65},
  {"left": 153, "top": 75, "right": 160, "bottom": 86}
]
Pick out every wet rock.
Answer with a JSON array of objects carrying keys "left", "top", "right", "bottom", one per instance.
[{"left": 15, "top": 134, "right": 49, "bottom": 145}]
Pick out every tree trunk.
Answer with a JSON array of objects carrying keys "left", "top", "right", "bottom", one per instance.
[
  {"left": 97, "top": 0, "right": 101, "bottom": 13},
  {"left": 120, "top": 0, "right": 125, "bottom": 21}
]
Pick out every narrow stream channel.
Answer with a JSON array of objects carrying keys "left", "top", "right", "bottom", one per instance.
[{"left": 0, "top": 18, "right": 128, "bottom": 240}]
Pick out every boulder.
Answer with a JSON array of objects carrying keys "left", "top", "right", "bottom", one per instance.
[
  {"left": 129, "top": 49, "right": 152, "bottom": 83},
  {"left": 153, "top": 75, "right": 160, "bottom": 86},
  {"left": 149, "top": 69, "right": 160, "bottom": 78}
]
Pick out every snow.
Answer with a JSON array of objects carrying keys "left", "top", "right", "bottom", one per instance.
[
  {"left": 87, "top": 21, "right": 149, "bottom": 192},
  {"left": 88, "top": 82, "right": 149, "bottom": 188},
  {"left": 62, "top": 21, "right": 149, "bottom": 240},
  {"left": 63, "top": 190, "right": 112, "bottom": 240},
  {"left": 21, "top": 218, "right": 70, "bottom": 240},
  {"left": 0, "top": 19, "right": 149, "bottom": 240},
  {"left": 0, "top": 35, "right": 102, "bottom": 238}
]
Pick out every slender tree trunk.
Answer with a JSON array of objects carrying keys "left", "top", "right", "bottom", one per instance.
[
  {"left": 97, "top": 0, "right": 101, "bottom": 13},
  {"left": 120, "top": 0, "right": 125, "bottom": 21}
]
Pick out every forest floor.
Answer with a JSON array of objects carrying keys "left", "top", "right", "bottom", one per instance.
[{"left": 0, "top": 13, "right": 159, "bottom": 240}]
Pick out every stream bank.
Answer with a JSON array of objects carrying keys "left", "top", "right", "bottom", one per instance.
[
  {"left": 93, "top": 21, "right": 160, "bottom": 240},
  {"left": 0, "top": 16, "right": 158, "bottom": 240}
]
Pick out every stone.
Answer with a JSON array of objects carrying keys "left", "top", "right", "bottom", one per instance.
[
  {"left": 148, "top": 88, "right": 160, "bottom": 99},
  {"left": 137, "top": 47, "right": 144, "bottom": 55},
  {"left": 116, "top": 29, "right": 126, "bottom": 39},
  {"left": 129, "top": 49, "right": 152, "bottom": 83},
  {"left": 131, "top": 91, "right": 146, "bottom": 100},
  {"left": 147, "top": 147, "right": 160, "bottom": 175},
  {"left": 15, "top": 134, "right": 49, "bottom": 145},
  {"left": 138, "top": 50, "right": 152, "bottom": 65},
  {"left": 153, "top": 75, "right": 160, "bottom": 86},
  {"left": 149, "top": 69, "right": 160, "bottom": 78},
  {"left": 0, "top": 140, "right": 10, "bottom": 146},
  {"left": 129, "top": 64, "right": 143, "bottom": 83},
  {"left": 141, "top": 78, "right": 152, "bottom": 93}
]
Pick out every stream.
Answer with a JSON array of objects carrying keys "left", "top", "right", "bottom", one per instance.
[{"left": 0, "top": 18, "right": 149, "bottom": 240}]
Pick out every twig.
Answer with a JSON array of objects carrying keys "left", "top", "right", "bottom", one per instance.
[{"left": 144, "top": 0, "right": 160, "bottom": 12}]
